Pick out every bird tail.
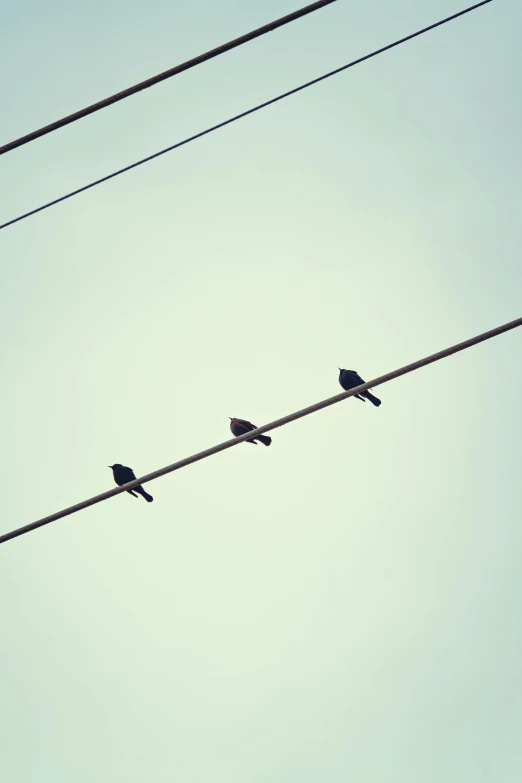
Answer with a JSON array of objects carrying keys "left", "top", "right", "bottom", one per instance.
[
  {"left": 135, "top": 485, "right": 154, "bottom": 502},
  {"left": 257, "top": 434, "right": 272, "bottom": 446},
  {"left": 364, "top": 391, "right": 381, "bottom": 407}
]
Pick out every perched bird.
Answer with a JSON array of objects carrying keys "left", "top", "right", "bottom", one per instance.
[
  {"left": 229, "top": 417, "right": 272, "bottom": 446},
  {"left": 338, "top": 368, "right": 382, "bottom": 407},
  {"left": 109, "top": 463, "right": 153, "bottom": 502}
]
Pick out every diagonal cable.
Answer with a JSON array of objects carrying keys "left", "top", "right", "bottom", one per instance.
[
  {"left": 1, "top": 312, "right": 519, "bottom": 545},
  {"left": 0, "top": 1, "right": 338, "bottom": 156},
  {"left": 0, "top": 1, "right": 492, "bottom": 232}
]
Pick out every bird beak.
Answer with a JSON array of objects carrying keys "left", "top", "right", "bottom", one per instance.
[
  {"left": 229, "top": 417, "right": 233, "bottom": 420},
  {"left": 108, "top": 465, "right": 113, "bottom": 468}
]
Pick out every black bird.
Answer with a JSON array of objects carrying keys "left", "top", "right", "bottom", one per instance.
[
  {"left": 109, "top": 463, "right": 153, "bottom": 502},
  {"left": 338, "top": 368, "right": 381, "bottom": 407},
  {"left": 229, "top": 417, "right": 272, "bottom": 446}
]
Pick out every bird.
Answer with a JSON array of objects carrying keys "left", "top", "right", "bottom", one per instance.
[
  {"left": 229, "top": 417, "right": 272, "bottom": 446},
  {"left": 338, "top": 368, "right": 381, "bottom": 407},
  {"left": 109, "top": 464, "right": 153, "bottom": 502}
]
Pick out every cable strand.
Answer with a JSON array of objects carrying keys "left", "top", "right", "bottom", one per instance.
[
  {"left": 1, "top": 312, "right": 519, "bottom": 545},
  {"left": 0, "top": 1, "right": 338, "bottom": 156},
  {"left": 0, "top": 0, "right": 492, "bottom": 232}
]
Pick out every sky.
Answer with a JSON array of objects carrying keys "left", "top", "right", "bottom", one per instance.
[{"left": 1, "top": 0, "right": 521, "bottom": 781}]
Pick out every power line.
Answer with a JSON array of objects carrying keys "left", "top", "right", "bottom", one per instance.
[
  {"left": 1, "top": 314, "right": 519, "bottom": 546},
  {"left": 0, "top": 0, "right": 492, "bottom": 233},
  {"left": 0, "top": 0, "right": 338, "bottom": 157}
]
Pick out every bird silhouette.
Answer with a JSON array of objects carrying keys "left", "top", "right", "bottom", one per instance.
[
  {"left": 338, "top": 369, "right": 381, "bottom": 407},
  {"left": 109, "top": 464, "right": 153, "bottom": 502},
  {"left": 229, "top": 417, "right": 272, "bottom": 446}
]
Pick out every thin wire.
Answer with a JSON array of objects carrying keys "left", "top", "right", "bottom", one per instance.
[
  {"left": 0, "top": 0, "right": 492, "bottom": 233},
  {"left": 0, "top": 1, "right": 338, "bottom": 156},
  {"left": 1, "top": 313, "right": 519, "bottom": 545}
]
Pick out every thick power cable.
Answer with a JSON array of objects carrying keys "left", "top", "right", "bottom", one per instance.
[
  {"left": 0, "top": 0, "right": 492, "bottom": 232},
  {"left": 1, "top": 313, "right": 519, "bottom": 545},
  {"left": 0, "top": 1, "right": 337, "bottom": 156}
]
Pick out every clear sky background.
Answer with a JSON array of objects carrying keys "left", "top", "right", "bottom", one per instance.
[{"left": 1, "top": 1, "right": 521, "bottom": 781}]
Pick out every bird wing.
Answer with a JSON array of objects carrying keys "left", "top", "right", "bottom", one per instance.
[
  {"left": 119, "top": 466, "right": 137, "bottom": 483},
  {"left": 236, "top": 419, "right": 255, "bottom": 431},
  {"left": 350, "top": 371, "right": 365, "bottom": 386}
]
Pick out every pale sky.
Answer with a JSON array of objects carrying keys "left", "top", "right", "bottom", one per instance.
[{"left": 1, "top": 1, "right": 521, "bottom": 781}]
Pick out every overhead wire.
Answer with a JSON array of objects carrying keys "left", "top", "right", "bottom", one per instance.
[
  {"left": 0, "top": 1, "right": 338, "bottom": 156},
  {"left": 0, "top": 0, "right": 493, "bottom": 232},
  {"left": 1, "top": 313, "right": 519, "bottom": 545}
]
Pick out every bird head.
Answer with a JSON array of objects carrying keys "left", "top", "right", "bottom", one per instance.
[{"left": 108, "top": 464, "right": 122, "bottom": 469}]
